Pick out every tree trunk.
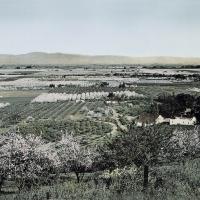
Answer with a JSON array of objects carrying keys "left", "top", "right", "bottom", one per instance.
[
  {"left": 143, "top": 165, "right": 149, "bottom": 190},
  {"left": 0, "top": 176, "right": 4, "bottom": 193},
  {"left": 0, "top": 183, "right": 2, "bottom": 193},
  {"left": 80, "top": 173, "right": 85, "bottom": 182},
  {"left": 75, "top": 172, "right": 80, "bottom": 183}
]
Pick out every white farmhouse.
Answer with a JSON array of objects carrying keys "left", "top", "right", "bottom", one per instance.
[
  {"left": 135, "top": 113, "right": 158, "bottom": 127},
  {"left": 136, "top": 113, "right": 197, "bottom": 127},
  {"left": 156, "top": 115, "right": 197, "bottom": 126},
  {"left": 156, "top": 115, "right": 170, "bottom": 124},
  {"left": 169, "top": 117, "right": 196, "bottom": 126}
]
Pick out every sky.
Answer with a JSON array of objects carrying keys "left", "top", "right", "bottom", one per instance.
[{"left": 0, "top": 0, "right": 200, "bottom": 57}]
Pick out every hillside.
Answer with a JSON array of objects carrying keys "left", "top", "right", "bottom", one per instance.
[{"left": 0, "top": 52, "right": 200, "bottom": 65}]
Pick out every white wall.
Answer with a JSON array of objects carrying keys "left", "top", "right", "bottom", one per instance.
[{"left": 170, "top": 117, "right": 196, "bottom": 125}]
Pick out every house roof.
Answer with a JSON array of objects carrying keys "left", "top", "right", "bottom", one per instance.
[{"left": 137, "top": 112, "right": 158, "bottom": 124}]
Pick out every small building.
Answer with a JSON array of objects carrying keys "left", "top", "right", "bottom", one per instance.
[
  {"left": 169, "top": 117, "right": 196, "bottom": 126},
  {"left": 87, "top": 110, "right": 103, "bottom": 118},
  {"left": 156, "top": 115, "right": 170, "bottom": 124},
  {"left": 185, "top": 108, "right": 192, "bottom": 115},
  {"left": 106, "top": 101, "right": 118, "bottom": 104},
  {"left": 26, "top": 116, "right": 35, "bottom": 123},
  {"left": 136, "top": 113, "right": 158, "bottom": 127},
  {"left": 136, "top": 113, "right": 197, "bottom": 127}
]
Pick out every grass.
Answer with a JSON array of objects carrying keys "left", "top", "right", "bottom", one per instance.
[{"left": 1, "top": 158, "right": 200, "bottom": 200}]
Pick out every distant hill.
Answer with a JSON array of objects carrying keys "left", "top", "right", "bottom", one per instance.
[{"left": 0, "top": 52, "right": 200, "bottom": 65}]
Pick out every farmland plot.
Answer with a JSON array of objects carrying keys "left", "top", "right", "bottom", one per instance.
[
  {"left": 0, "top": 78, "right": 95, "bottom": 90},
  {"left": 32, "top": 90, "right": 143, "bottom": 102},
  {"left": 1, "top": 101, "right": 107, "bottom": 124},
  {"left": 18, "top": 119, "right": 112, "bottom": 144},
  {"left": 49, "top": 85, "right": 136, "bottom": 94}
]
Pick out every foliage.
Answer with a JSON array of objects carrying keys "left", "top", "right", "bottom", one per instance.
[
  {"left": 102, "top": 125, "right": 200, "bottom": 190},
  {"left": 168, "top": 127, "right": 200, "bottom": 161},
  {"left": 0, "top": 131, "right": 99, "bottom": 191},
  {"left": 2, "top": 158, "right": 200, "bottom": 200},
  {"left": 18, "top": 119, "right": 112, "bottom": 142},
  {"left": 157, "top": 93, "right": 198, "bottom": 119},
  {"left": 0, "top": 133, "right": 59, "bottom": 191},
  {"left": 56, "top": 133, "right": 99, "bottom": 182}
]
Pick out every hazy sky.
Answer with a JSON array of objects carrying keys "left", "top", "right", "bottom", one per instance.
[{"left": 0, "top": 0, "right": 200, "bottom": 56}]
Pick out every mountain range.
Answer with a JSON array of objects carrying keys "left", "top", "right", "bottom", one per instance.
[{"left": 0, "top": 52, "right": 200, "bottom": 65}]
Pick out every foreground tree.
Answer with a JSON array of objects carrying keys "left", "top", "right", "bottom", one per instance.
[
  {"left": 104, "top": 125, "right": 173, "bottom": 190},
  {"left": 168, "top": 127, "right": 200, "bottom": 163},
  {"left": 0, "top": 133, "right": 59, "bottom": 191},
  {"left": 56, "top": 133, "right": 98, "bottom": 183},
  {"left": 0, "top": 134, "right": 9, "bottom": 192},
  {"left": 105, "top": 125, "right": 200, "bottom": 191}
]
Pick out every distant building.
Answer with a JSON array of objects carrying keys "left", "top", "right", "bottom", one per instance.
[
  {"left": 155, "top": 115, "right": 170, "bottom": 124},
  {"left": 26, "top": 116, "right": 35, "bottom": 123},
  {"left": 124, "top": 83, "right": 137, "bottom": 88},
  {"left": 136, "top": 113, "right": 158, "bottom": 127},
  {"left": 169, "top": 117, "right": 196, "bottom": 126},
  {"left": 106, "top": 101, "right": 118, "bottom": 104},
  {"left": 185, "top": 108, "right": 192, "bottom": 115},
  {"left": 87, "top": 110, "right": 103, "bottom": 118},
  {"left": 136, "top": 113, "right": 197, "bottom": 126}
]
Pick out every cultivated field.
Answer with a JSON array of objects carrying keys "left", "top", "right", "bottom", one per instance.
[{"left": 0, "top": 64, "right": 200, "bottom": 199}]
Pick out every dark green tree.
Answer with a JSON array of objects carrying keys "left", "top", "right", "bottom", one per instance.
[{"left": 104, "top": 125, "right": 172, "bottom": 190}]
